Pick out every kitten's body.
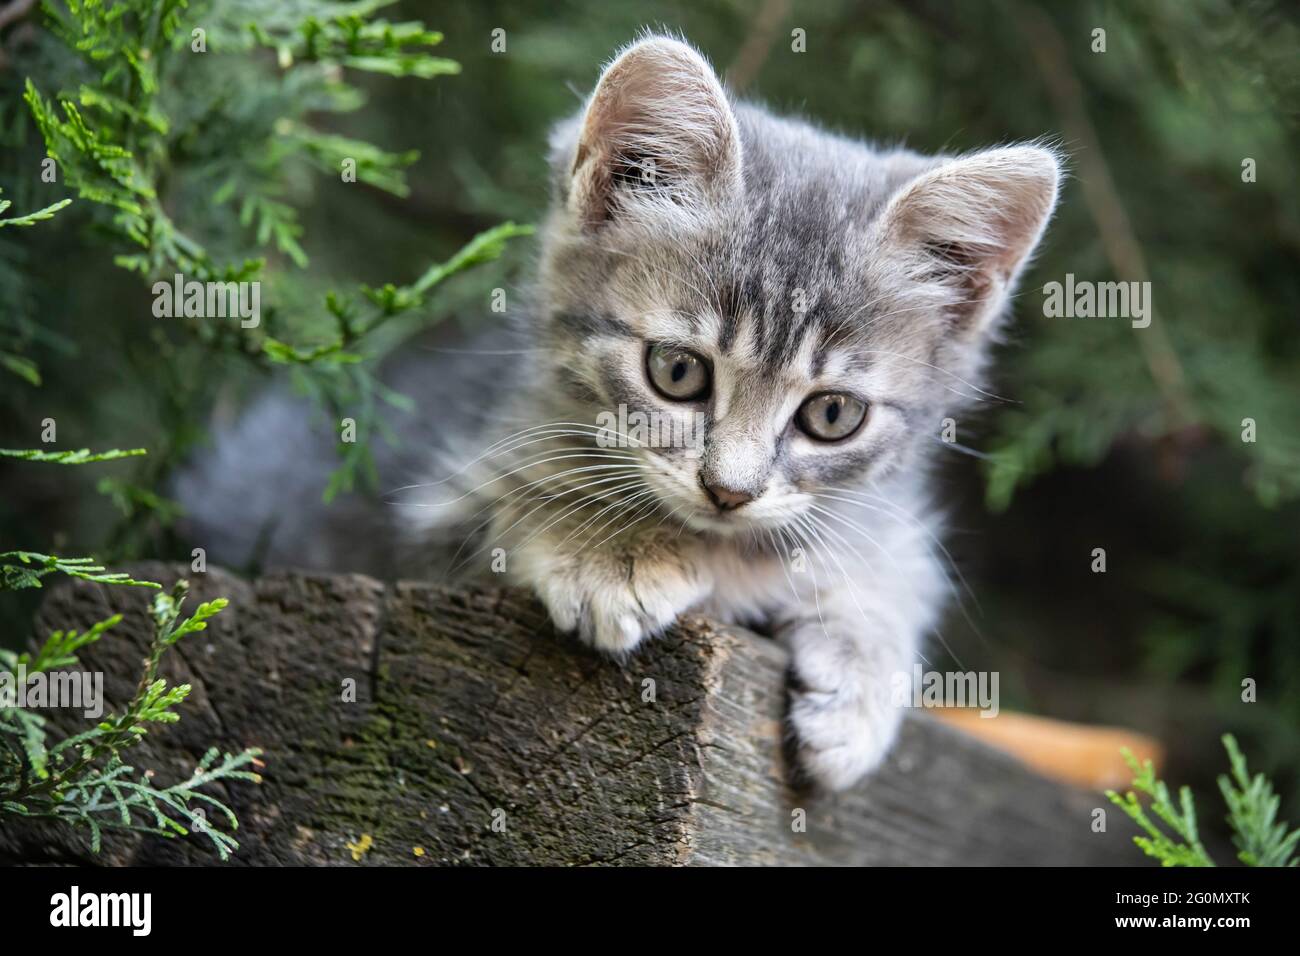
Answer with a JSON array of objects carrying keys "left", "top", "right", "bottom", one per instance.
[{"left": 183, "top": 37, "right": 1059, "bottom": 791}]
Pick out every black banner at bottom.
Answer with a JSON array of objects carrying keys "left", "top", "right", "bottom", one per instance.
[{"left": 3, "top": 863, "right": 1290, "bottom": 942}]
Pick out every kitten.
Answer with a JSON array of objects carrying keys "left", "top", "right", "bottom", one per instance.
[
  {"left": 182, "top": 35, "right": 1060, "bottom": 792},
  {"left": 398, "top": 36, "right": 1061, "bottom": 791}
]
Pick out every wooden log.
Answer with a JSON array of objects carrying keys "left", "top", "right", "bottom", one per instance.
[{"left": 0, "top": 564, "right": 1140, "bottom": 865}]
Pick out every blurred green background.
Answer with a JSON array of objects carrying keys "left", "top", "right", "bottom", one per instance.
[{"left": 1, "top": 0, "right": 1297, "bottom": 824}]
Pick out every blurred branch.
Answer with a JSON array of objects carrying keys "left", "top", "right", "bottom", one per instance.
[
  {"left": 725, "top": 0, "right": 791, "bottom": 92},
  {"left": 1013, "top": 2, "right": 1196, "bottom": 429},
  {"left": 0, "top": 0, "right": 36, "bottom": 71},
  {"left": 0, "top": 0, "right": 35, "bottom": 33}
]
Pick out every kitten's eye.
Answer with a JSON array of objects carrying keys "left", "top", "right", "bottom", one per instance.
[
  {"left": 646, "top": 344, "right": 710, "bottom": 401},
  {"left": 797, "top": 393, "right": 868, "bottom": 442}
]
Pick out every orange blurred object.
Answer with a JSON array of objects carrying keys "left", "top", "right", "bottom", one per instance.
[{"left": 931, "top": 709, "right": 1164, "bottom": 791}]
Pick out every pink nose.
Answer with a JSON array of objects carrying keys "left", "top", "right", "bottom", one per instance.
[{"left": 701, "top": 478, "right": 755, "bottom": 511}]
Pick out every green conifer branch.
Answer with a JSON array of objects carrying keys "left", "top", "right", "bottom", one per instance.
[
  {"left": 2, "top": 580, "right": 262, "bottom": 860},
  {"left": 1217, "top": 734, "right": 1300, "bottom": 867},
  {"left": 17, "top": 0, "right": 531, "bottom": 503},
  {"left": 0, "top": 446, "right": 147, "bottom": 464},
  {"left": 0, "top": 186, "right": 72, "bottom": 227},
  {"left": 0, "top": 441, "right": 258, "bottom": 859},
  {"left": 1107, "top": 736, "right": 1299, "bottom": 867}
]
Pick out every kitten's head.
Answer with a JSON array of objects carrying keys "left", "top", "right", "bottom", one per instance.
[{"left": 534, "top": 35, "right": 1060, "bottom": 537}]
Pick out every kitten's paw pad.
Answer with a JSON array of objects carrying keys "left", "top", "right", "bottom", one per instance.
[{"left": 788, "top": 688, "right": 898, "bottom": 792}]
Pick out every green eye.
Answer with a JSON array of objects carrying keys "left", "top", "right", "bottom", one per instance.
[
  {"left": 647, "top": 344, "right": 710, "bottom": 401},
  {"left": 797, "top": 392, "right": 868, "bottom": 441}
]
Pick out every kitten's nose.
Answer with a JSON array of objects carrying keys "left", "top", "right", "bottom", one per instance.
[{"left": 701, "top": 476, "right": 755, "bottom": 511}]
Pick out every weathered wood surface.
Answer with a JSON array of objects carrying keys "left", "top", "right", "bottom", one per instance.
[{"left": 1, "top": 564, "right": 1139, "bottom": 865}]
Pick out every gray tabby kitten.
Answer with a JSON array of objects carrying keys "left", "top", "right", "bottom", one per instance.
[
  {"left": 400, "top": 35, "right": 1061, "bottom": 791},
  {"left": 184, "top": 35, "right": 1060, "bottom": 792}
]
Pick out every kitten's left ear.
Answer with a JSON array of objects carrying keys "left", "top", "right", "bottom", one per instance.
[
  {"left": 873, "top": 145, "right": 1061, "bottom": 334},
  {"left": 562, "top": 36, "right": 743, "bottom": 230}
]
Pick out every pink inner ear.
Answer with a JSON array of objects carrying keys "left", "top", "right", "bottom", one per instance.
[
  {"left": 879, "top": 147, "right": 1060, "bottom": 329},
  {"left": 895, "top": 151, "right": 1058, "bottom": 270}
]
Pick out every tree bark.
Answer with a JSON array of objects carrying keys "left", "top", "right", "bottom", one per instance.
[{"left": 0, "top": 564, "right": 1140, "bottom": 865}]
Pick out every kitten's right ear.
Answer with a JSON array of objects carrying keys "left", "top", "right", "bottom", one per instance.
[{"left": 559, "top": 36, "right": 742, "bottom": 230}]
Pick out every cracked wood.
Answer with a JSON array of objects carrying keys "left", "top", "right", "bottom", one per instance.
[{"left": 0, "top": 564, "right": 1138, "bottom": 865}]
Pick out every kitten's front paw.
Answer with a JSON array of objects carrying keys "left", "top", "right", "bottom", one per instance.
[
  {"left": 788, "top": 682, "right": 902, "bottom": 792},
  {"left": 517, "top": 542, "right": 712, "bottom": 657}
]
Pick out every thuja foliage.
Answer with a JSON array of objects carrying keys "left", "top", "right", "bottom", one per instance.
[
  {"left": 3, "top": 0, "right": 530, "bottom": 530},
  {"left": 1107, "top": 735, "right": 1300, "bottom": 867},
  {"left": 0, "top": 191, "right": 258, "bottom": 857},
  {"left": 1, "top": 580, "right": 262, "bottom": 859},
  {"left": 0, "top": 446, "right": 144, "bottom": 464},
  {"left": 0, "top": 187, "right": 71, "bottom": 384},
  {"left": 0, "top": 184, "right": 69, "bottom": 230},
  {"left": 1, "top": 445, "right": 261, "bottom": 859}
]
